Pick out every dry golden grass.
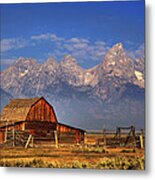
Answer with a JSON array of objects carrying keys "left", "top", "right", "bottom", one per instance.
[{"left": 0, "top": 146, "right": 144, "bottom": 170}]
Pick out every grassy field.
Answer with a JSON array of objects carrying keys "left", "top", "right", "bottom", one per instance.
[{"left": 0, "top": 145, "right": 145, "bottom": 170}]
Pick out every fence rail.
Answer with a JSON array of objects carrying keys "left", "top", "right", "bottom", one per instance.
[{"left": 0, "top": 127, "right": 145, "bottom": 149}]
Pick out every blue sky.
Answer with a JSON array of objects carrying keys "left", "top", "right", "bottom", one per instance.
[{"left": 0, "top": 1, "right": 145, "bottom": 69}]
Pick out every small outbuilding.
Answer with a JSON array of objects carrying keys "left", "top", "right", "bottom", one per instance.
[{"left": 58, "top": 123, "right": 85, "bottom": 144}]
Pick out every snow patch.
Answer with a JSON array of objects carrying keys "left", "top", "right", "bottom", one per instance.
[
  {"left": 19, "top": 69, "right": 28, "bottom": 77},
  {"left": 108, "top": 61, "right": 115, "bottom": 66},
  {"left": 135, "top": 70, "right": 143, "bottom": 81},
  {"left": 84, "top": 72, "right": 95, "bottom": 85}
]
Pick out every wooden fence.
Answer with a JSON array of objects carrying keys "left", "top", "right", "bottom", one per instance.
[
  {"left": 0, "top": 129, "right": 82, "bottom": 148},
  {"left": 84, "top": 129, "right": 145, "bottom": 149},
  {"left": 0, "top": 128, "right": 145, "bottom": 149}
]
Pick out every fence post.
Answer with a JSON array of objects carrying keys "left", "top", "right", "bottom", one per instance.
[
  {"left": 139, "top": 135, "right": 144, "bottom": 149},
  {"left": 4, "top": 122, "right": 8, "bottom": 143},
  {"left": 54, "top": 130, "right": 58, "bottom": 148},
  {"left": 25, "top": 134, "right": 32, "bottom": 148},
  {"left": 103, "top": 128, "right": 106, "bottom": 148},
  {"left": 31, "top": 136, "right": 34, "bottom": 147},
  {"left": 139, "top": 130, "right": 144, "bottom": 149},
  {"left": 84, "top": 132, "right": 87, "bottom": 146},
  {"left": 12, "top": 122, "right": 15, "bottom": 147}
]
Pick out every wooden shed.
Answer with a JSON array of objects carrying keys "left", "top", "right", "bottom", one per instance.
[{"left": 58, "top": 123, "right": 85, "bottom": 144}]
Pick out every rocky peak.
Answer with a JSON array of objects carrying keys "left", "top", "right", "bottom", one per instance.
[
  {"left": 44, "top": 57, "right": 57, "bottom": 66},
  {"left": 103, "top": 43, "right": 126, "bottom": 66},
  {"left": 100, "top": 43, "right": 134, "bottom": 78},
  {"left": 0, "top": 43, "right": 145, "bottom": 99},
  {"left": 134, "top": 58, "right": 144, "bottom": 74},
  {"left": 59, "top": 55, "right": 84, "bottom": 74},
  {"left": 58, "top": 55, "right": 85, "bottom": 86},
  {"left": 13, "top": 57, "right": 37, "bottom": 67},
  {"left": 60, "top": 55, "right": 78, "bottom": 67},
  {"left": 1, "top": 57, "right": 38, "bottom": 77},
  {"left": 111, "top": 43, "right": 124, "bottom": 53},
  {"left": 43, "top": 58, "right": 58, "bottom": 72}
]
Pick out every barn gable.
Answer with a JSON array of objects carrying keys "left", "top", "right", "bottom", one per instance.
[
  {"left": 0, "top": 97, "right": 57, "bottom": 127},
  {"left": 26, "top": 98, "right": 57, "bottom": 123}
]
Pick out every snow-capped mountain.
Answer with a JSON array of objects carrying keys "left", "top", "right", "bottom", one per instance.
[{"left": 0, "top": 43, "right": 145, "bottom": 129}]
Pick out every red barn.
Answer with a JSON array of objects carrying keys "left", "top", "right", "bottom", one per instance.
[
  {"left": 0, "top": 97, "right": 57, "bottom": 133},
  {"left": 0, "top": 97, "right": 84, "bottom": 145}
]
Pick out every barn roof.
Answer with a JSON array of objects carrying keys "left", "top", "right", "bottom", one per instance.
[
  {"left": 0, "top": 97, "right": 42, "bottom": 126},
  {"left": 58, "top": 123, "right": 85, "bottom": 132}
]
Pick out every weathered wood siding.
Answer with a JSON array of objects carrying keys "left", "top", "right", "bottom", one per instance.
[
  {"left": 25, "top": 121, "right": 56, "bottom": 131},
  {"left": 0, "top": 122, "right": 25, "bottom": 131},
  {"left": 58, "top": 124, "right": 76, "bottom": 133},
  {"left": 26, "top": 98, "right": 57, "bottom": 123},
  {"left": 58, "top": 123, "right": 84, "bottom": 143},
  {"left": 0, "top": 131, "right": 5, "bottom": 142}
]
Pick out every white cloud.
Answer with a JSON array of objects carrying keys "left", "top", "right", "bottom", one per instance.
[
  {"left": 126, "top": 43, "right": 144, "bottom": 59},
  {"left": 94, "top": 41, "right": 106, "bottom": 46},
  {"left": 2, "top": 33, "right": 109, "bottom": 66},
  {"left": 31, "top": 33, "right": 108, "bottom": 62},
  {"left": 67, "top": 38, "right": 89, "bottom": 44},
  {"left": 31, "top": 33, "right": 64, "bottom": 43},
  {"left": 0, "top": 58, "right": 16, "bottom": 69},
  {"left": 64, "top": 41, "right": 89, "bottom": 50},
  {"left": 50, "top": 34, "right": 64, "bottom": 42},
  {"left": 31, "top": 34, "right": 49, "bottom": 40},
  {"left": 0, "top": 38, "right": 28, "bottom": 52},
  {"left": 125, "top": 40, "right": 135, "bottom": 46},
  {"left": 59, "top": 36, "right": 108, "bottom": 62},
  {"left": 135, "top": 43, "right": 144, "bottom": 58}
]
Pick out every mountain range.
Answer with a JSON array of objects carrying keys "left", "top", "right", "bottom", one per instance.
[{"left": 0, "top": 43, "right": 145, "bottom": 130}]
